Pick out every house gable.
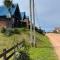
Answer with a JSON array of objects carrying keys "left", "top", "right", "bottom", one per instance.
[
  {"left": 0, "top": 4, "right": 21, "bottom": 19},
  {"left": 14, "top": 4, "right": 21, "bottom": 20}
]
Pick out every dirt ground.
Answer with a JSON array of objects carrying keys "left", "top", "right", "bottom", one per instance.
[{"left": 46, "top": 33, "right": 60, "bottom": 60}]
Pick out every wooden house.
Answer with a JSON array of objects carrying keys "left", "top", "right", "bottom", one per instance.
[
  {"left": 0, "top": 4, "right": 30, "bottom": 28},
  {"left": 0, "top": 4, "right": 22, "bottom": 28}
]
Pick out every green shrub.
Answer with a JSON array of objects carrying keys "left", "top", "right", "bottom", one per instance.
[
  {"left": 19, "top": 51, "right": 30, "bottom": 60},
  {"left": 5, "top": 28, "right": 13, "bottom": 36},
  {"left": 1, "top": 28, "right": 21, "bottom": 36},
  {"left": 17, "top": 40, "right": 31, "bottom": 60},
  {"left": 22, "top": 28, "right": 27, "bottom": 32},
  {"left": 1, "top": 27, "right": 6, "bottom": 33},
  {"left": 14, "top": 28, "right": 20, "bottom": 34}
]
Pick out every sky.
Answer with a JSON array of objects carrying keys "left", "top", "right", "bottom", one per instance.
[{"left": 0, "top": 0, "right": 60, "bottom": 32}]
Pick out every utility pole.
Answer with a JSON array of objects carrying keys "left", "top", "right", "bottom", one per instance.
[
  {"left": 29, "top": 0, "right": 33, "bottom": 46},
  {"left": 32, "top": 0, "right": 36, "bottom": 47},
  {"left": 29, "top": 0, "right": 36, "bottom": 47}
]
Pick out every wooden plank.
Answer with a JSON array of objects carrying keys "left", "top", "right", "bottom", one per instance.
[
  {"left": 0, "top": 45, "right": 17, "bottom": 58},
  {"left": 0, "top": 42, "right": 23, "bottom": 59},
  {"left": 7, "top": 52, "right": 15, "bottom": 60},
  {"left": 0, "top": 52, "right": 5, "bottom": 58}
]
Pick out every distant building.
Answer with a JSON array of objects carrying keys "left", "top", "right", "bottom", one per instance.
[
  {"left": 20, "top": 12, "right": 30, "bottom": 28},
  {"left": 53, "top": 27, "right": 60, "bottom": 33}
]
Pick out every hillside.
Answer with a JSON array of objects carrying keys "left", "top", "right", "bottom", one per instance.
[{"left": 0, "top": 28, "right": 58, "bottom": 60}]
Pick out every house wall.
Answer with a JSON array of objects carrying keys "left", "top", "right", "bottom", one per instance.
[
  {"left": 20, "top": 18, "right": 30, "bottom": 28},
  {"left": 0, "top": 20, "right": 9, "bottom": 28},
  {"left": 0, "top": 18, "right": 30, "bottom": 28}
]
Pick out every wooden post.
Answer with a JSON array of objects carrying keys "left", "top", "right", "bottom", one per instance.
[
  {"left": 3, "top": 49, "right": 7, "bottom": 60},
  {"left": 13, "top": 46, "right": 16, "bottom": 60},
  {"left": 32, "top": 0, "right": 36, "bottom": 47},
  {"left": 29, "top": 0, "right": 33, "bottom": 46}
]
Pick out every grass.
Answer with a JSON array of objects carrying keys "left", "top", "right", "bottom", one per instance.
[
  {"left": 0, "top": 28, "right": 28, "bottom": 53},
  {"left": 29, "top": 48, "right": 57, "bottom": 60},
  {"left": 26, "top": 32, "right": 57, "bottom": 60},
  {"left": 0, "top": 28, "right": 58, "bottom": 60}
]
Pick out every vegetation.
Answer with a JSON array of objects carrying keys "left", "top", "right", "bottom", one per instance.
[
  {"left": 5, "top": 28, "right": 13, "bottom": 36},
  {"left": 28, "top": 33, "right": 57, "bottom": 60},
  {"left": 13, "top": 28, "right": 21, "bottom": 34},
  {"left": 16, "top": 40, "right": 30, "bottom": 60},
  {"left": 1, "top": 28, "right": 20, "bottom": 36},
  {"left": 35, "top": 27, "right": 45, "bottom": 35},
  {"left": 19, "top": 51, "right": 30, "bottom": 60},
  {"left": 0, "top": 28, "right": 58, "bottom": 60},
  {"left": 4, "top": 0, "right": 12, "bottom": 15},
  {"left": 1, "top": 27, "right": 6, "bottom": 33}
]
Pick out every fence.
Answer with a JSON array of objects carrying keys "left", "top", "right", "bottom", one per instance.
[{"left": 0, "top": 41, "right": 23, "bottom": 60}]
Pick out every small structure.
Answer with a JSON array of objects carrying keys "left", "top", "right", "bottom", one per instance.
[
  {"left": 53, "top": 27, "right": 60, "bottom": 33},
  {"left": 20, "top": 13, "right": 30, "bottom": 28}
]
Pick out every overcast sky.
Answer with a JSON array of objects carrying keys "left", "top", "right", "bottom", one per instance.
[{"left": 0, "top": 0, "right": 60, "bottom": 32}]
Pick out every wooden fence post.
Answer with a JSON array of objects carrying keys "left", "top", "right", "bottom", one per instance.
[{"left": 3, "top": 49, "right": 7, "bottom": 60}]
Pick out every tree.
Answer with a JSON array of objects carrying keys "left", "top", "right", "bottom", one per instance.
[
  {"left": 4, "top": 0, "right": 12, "bottom": 15},
  {"left": 4, "top": 0, "right": 13, "bottom": 27}
]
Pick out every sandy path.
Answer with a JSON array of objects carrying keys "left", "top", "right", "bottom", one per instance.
[{"left": 46, "top": 33, "right": 60, "bottom": 60}]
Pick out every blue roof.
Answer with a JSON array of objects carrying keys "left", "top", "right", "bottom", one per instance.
[{"left": 0, "top": 5, "right": 17, "bottom": 17}]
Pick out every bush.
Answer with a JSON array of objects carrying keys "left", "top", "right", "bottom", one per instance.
[
  {"left": 5, "top": 28, "right": 13, "bottom": 36},
  {"left": 5, "top": 28, "right": 21, "bottom": 36},
  {"left": 19, "top": 51, "right": 30, "bottom": 60},
  {"left": 35, "top": 27, "right": 45, "bottom": 35},
  {"left": 16, "top": 40, "right": 31, "bottom": 60},
  {"left": 38, "top": 29, "right": 45, "bottom": 35},
  {"left": 14, "top": 28, "right": 20, "bottom": 34},
  {"left": 1, "top": 27, "right": 6, "bottom": 33},
  {"left": 22, "top": 28, "right": 27, "bottom": 32},
  {"left": 1, "top": 28, "right": 21, "bottom": 36}
]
